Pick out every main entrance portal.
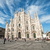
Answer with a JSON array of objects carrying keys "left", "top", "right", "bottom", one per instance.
[{"left": 18, "top": 32, "right": 21, "bottom": 38}]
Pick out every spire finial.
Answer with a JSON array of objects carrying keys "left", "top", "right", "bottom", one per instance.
[
  {"left": 6, "top": 21, "right": 8, "bottom": 24},
  {"left": 34, "top": 12, "right": 38, "bottom": 18},
  {"left": 28, "top": 10, "right": 30, "bottom": 16}
]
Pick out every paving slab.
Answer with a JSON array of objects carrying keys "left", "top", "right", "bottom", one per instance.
[{"left": 0, "top": 39, "right": 50, "bottom": 50}]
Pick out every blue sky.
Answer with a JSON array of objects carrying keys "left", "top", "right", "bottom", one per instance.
[{"left": 0, "top": 0, "right": 50, "bottom": 33}]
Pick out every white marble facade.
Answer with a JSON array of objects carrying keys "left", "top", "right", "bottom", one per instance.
[{"left": 5, "top": 9, "right": 43, "bottom": 40}]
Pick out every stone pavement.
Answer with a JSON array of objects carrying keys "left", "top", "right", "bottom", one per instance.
[{"left": 0, "top": 39, "right": 50, "bottom": 50}]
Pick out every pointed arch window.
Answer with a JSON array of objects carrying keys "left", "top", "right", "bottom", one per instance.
[
  {"left": 27, "top": 34, "right": 29, "bottom": 38},
  {"left": 12, "top": 28, "right": 14, "bottom": 31},
  {"left": 33, "top": 33, "right": 36, "bottom": 38},
  {"left": 33, "top": 26, "right": 34, "bottom": 29},
  {"left": 19, "top": 24, "right": 20, "bottom": 27},
  {"left": 26, "top": 26, "right": 28, "bottom": 30}
]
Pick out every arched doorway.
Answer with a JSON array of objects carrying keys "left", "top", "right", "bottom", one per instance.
[
  {"left": 18, "top": 32, "right": 21, "bottom": 38},
  {"left": 34, "top": 33, "right": 36, "bottom": 38},
  {"left": 27, "top": 34, "right": 29, "bottom": 38}
]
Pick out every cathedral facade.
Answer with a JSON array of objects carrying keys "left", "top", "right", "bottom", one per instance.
[{"left": 5, "top": 9, "right": 43, "bottom": 40}]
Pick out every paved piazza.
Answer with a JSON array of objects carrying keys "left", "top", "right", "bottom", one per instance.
[{"left": 0, "top": 39, "right": 50, "bottom": 50}]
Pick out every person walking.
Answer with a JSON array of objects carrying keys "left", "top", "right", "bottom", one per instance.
[
  {"left": 24, "top": 38, "right": 26, "bottom": 42},
  {"left": 3, "top": 38, "right": 6, "bottom": 44}
]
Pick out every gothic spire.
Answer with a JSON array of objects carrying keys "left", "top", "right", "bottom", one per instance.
[
  {"left": 34, "top": 12, "right": 39, "bottom": 20},
  {"left": 28, "top": 11, "right": 30, "bottom": 16}
]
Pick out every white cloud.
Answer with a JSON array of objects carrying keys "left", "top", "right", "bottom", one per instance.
[
  {"left": 46, "top": 20, "right": 50, "bottom": 23},
  {"left": 25, "top": 0, "right": 29, "bottom": 7},
  {"left": 25, "top": 4, "right": 50, "bottom": 24},
  {"left": 0, "top": 11, "right": 10, "bottom": 18},
  {"left": 40, "top": 15, "right": 50, "bottom": 23},
  {"left": 25, "top": 0, "right": 50, "bottom": 17},
  {"left": 0, "top": 11, "right": 5, "bottom": 16},
  {"left": 26, "top": 5, "right": 40, "bottom": 15},
  {"left": 27, "top": 5, "right": 40, "bottom": 12},
  {"left": 35, "top": 0, "right": 40, "bottom": 5},
  {"left": 6, "top": 0, "right": 22, "bottom": 15},
  {"left": 0, "top": 0, "right": 50, "bottom": 24},
  {"left": 44, "top": 2, "right": 50, "bottom": 7},
  {"left": 26, "top": 5, "right": 45, "bottom": 17},
  {"left": 0, "top": 17, "right": 5, "bottom": 24},
  {"left": 0, "top": 0, "right": 4, "bottom": 7}
]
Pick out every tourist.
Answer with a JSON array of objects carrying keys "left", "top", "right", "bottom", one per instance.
[
  {"left": 24, "top": 38, "right": 26, "bottom": 42},
  {"left": 3, "top": 38, "right": 6, "bottom": 44}
]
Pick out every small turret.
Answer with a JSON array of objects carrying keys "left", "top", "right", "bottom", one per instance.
[
  {"left": 10, "top": 16, "right": 13, "bottom": 22},
  {"left": 6, "top": 21, "right": 9, "bottom": 26},
  {"left": 5, "top": 21, "right": 9, "bottom": 38},
  {"left": 6, "top": 21, "right": 8, "bottom": 24},
  {"left": 28, "top": 11, "right": 31, "bottom": 22}
]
